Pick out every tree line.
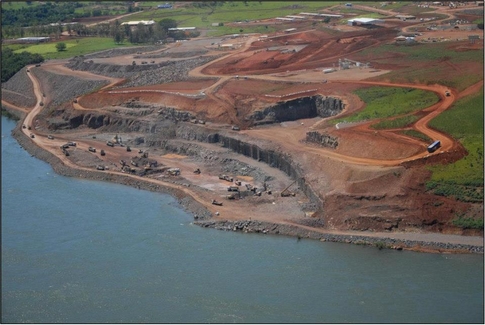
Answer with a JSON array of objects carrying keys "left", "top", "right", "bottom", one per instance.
[{"left": 1, "top": 48, "right": 44, "bottom": 82}]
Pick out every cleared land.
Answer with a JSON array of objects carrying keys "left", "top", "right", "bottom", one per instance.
[{"left": 2, "top": 1, "right": 483, "bottom": 252}]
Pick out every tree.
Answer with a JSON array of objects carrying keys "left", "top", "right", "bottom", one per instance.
[
  {"left": 159, "top": 18, "right": 177, "bottom": 33},
  {"left": 55, "top": 42, "right": 66, "bottom": 51}
]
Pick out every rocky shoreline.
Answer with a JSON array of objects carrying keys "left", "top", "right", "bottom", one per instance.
[{"left": 6, "top": 114, "right": 484, "bottom": 254}]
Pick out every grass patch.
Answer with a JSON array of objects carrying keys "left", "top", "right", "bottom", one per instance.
[
  {"left": 426, "top": 88, "right": 484, "bottom": 202},
  {"left": 11, "top": 37, "right": 136, "bottom": 59},
  {"left": 333, "top": 86, "right": 439, "bottom": 123},
  {"left": 358, "top": 43, "right": 483, "bottom": 91},
  {"left": 401, "top": 130, "right": 432, "bottom": 143},
  {"left": 1, "top": 1, "right": 42, "bottom": 10},
  {"left": 126, "top": 1, "right": 339, "bottom": 28},
  {"left": 371, "top": 115, "right": 419, "bottom": 130},
  {"left": 451, "top": 214, "right": 484, "bottom": 229}
]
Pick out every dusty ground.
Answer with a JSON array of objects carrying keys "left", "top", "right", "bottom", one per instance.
[{"left": 4, "top": 2, "right": 484, "bottom": 251}]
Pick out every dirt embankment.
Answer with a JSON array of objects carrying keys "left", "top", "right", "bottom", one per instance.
[{"left": 8, "top": 118, "right": 483, "bottom": 254}]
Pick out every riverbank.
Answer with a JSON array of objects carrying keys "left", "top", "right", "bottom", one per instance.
[{"left": 6, "top": 114, "right": 483, "bottom": 254}]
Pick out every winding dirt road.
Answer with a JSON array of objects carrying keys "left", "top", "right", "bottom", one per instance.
[{"left": 7, "top": 4, "right": 483, "bottom": 250}]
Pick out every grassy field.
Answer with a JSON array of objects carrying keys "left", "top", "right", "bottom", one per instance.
[
  {"left": 426, "top": 88, "right": 484, "bottom": 203},
  {"left": 370, "top": 115, "right": 419, "bottom": 130},
  {"left": 400, "top": 130, "right": 432, "bottom": 143},
  {"left": 333, "top": 86, "right": 439, "bottom": 124},
  {"left": 125, "top": 1, "right": 339, "bottom": 28},
  {"left": 358, "top": 42, "right": 484, "bottom": 91},
  {"left": 11, "top": 37, "right": 136, "bottom": 59},
  {"left": 1, "top": 1, "right": 42, "bottom": 10}
]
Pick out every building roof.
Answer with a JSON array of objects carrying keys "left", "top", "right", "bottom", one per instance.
[
  {"left": 121, "top": 20, "right": 155, "bottom": 26},
  {"left": 168, "top": 27, "right": 196, "bottom": 31},
  {"left": 300, "top": 12, "right": 343, "bottom": 18},
  {"left": 347, "top": 18, "right": 384, "bottom": 24},
  {"left": 17, "top": 37, "right": 50, "bottom": 41}
]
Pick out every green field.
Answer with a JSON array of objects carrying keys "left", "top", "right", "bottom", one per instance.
[
  {"left": 371, "top": 115, "right": 419, "bottom": 130},
  {"left": 358, "top": 42, "right": 484, "bottom": 91},
  {"left": 400, "top": 129, "right": 432, "bottom": 143},
  {"left": 426, "top": 88, "right": 484, "bottom": 203},
  {"left": 11, "top": 37, "right": 136, "bottom": 59},
  {"left": 1, "top": 1, "right": 42, "bottom": 10},
  {"left": 333, "top": 86, "right": 439, "bottom": 124},
  {"left": 126, "top": 1, "right": 339, "bottom": 28}
]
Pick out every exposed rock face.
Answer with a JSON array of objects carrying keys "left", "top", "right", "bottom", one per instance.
[
  {"left": 247, "top": 95, "right": 343, "bottom": 125},
  {"left": 306, "top": 131, "right": 338, "bottom": 149}
]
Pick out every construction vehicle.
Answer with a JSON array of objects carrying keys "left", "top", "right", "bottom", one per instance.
[
  {"left": 106, "top": 141, "right": 114, "bottom": 147},
  {"left": 47, "top": 135, "right": 54, "bottom": 140},
  {"left": 218, "top": 175, "right": 233, "bottom": 182},
  {"left": 445, "top": 91, "right": 450, "bottom": 97},
  {"left": 100, "top": 150, "right": 105, "bottom": 156},
  {"left": 228, "top": 186, "right": 239, "bottom": 192},
  {"left": 234, "top": 180, "right": 242, "bottom": 186},
  {"left": 126, "top": 146, "right": 131, "bottom": 152},
  {"left": 88, "top": 147, "right": 96, "bottom": 153},
  {"left": 30, "top": 133, "right": 35, "bottom": 138},
  {"left": 211, "top": 199, "right": 223, "bottom": 206},
  {"left": 68, "top": 141, "right": 76, "bottom": 146},
  {"left": 63, "top": 149, "right": 70, "bottom": 156},
  {"left": 427, "top": 140, "right": 441, "bottom": 153},
  {"left": 280, "top": 180, "right": 297, "bottom": 197},
  {"left": 226, "top": 194, "right": 237, "bottom": 200},
  {"left": 167, "top": 168, "right": 180, "bottom": 176},
  {"left": 193, "top": 168, "right": 201, "bottom": 174},
  {"left": 131, "top": 160, "right": 138, "bottom": 167}
]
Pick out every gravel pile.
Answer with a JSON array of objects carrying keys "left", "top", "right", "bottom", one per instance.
[
  {"left": 135, "top": 50, "right": 208, "bottom": 59},
  {"left": 66, "top": 55, "right": 221, "bottom": 88},
  {"left": 117, "top": 55, "right": 221, "bottom": 88},
  {"left": 82, "top": 45, "right": 163, "bottom": 59},
  {"left": 1, "top": 68, "right": 36, "bottom": 107},
  {"left": 31, "top": 68, "right": 108, "bottom": 109}
]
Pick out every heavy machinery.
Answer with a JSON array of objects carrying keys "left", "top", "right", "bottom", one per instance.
[{"left": 280, "top": 180, "right": 297, "bottom": 197}]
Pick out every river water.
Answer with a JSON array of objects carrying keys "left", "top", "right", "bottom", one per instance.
[{"left": 1, "top": 116, "right": 483, "bottom": 323}]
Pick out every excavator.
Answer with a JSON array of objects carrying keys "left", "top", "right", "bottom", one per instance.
[{"left": 280, "top": 180, "right": 297, "bottom": 197}]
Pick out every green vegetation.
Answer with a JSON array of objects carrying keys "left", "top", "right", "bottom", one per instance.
[
  {"left": 1, "top": 2, "right": 81, "bottom": 27},
  {"left": 1, "top": 47, "right": 43, "bottom": 82},
  {"left": 333, "top": 86, "right": 439, "bottom": 123},
  {"left": 358, "top": 43, "right": 484, "bottom": 91},
  {"left": 127, "top": 1, "right": 339, "bottom": 28},
  {"left": 11, "top": 37, "right": 136, "bottom": 60},
  {"left": 451, "top": 214, "right": 484, "bottom": 230},
  {"left": 426, "top": 89, "right": 484, "bottom": 203},
  {"left": 400, "top": 130, "right": 432, "bottom": 143},
  {"left": 371, "top": 115, "right": 419, "bottom": 130},
  {"left": 1, "top": 108, "right": 20, "bottom": 121},
  {"left": 55, "top": 42, "right": 67, "bottom": 52}
]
